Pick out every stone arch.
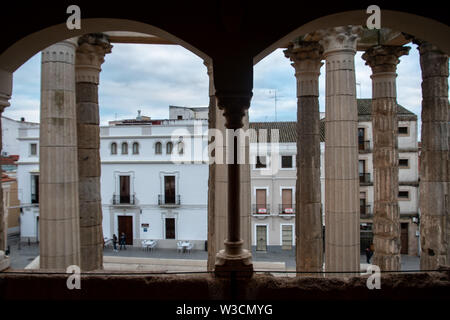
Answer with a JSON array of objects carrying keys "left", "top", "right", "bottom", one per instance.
[
  {"left": 0, "top": 18, "right": 211, "bottom": 73},
  {"left": 254, "top": 10, "right": 450, "bottom": 64}
]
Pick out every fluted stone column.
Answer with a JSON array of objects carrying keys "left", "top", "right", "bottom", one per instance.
[
  {"left": 284, "top": 41, "right": 324, "bottom": 273},
  {"left": 415, "top": 40, "right": 449, "bottom": 269},
  {"left": 0, "top": 70, "right": 12, "bottom": 268},
  {"left": 318, "top": 26, "right": 362, "bottom": 274},
  {"left": 206, "top": 61, "right": 251, "bottom": 272},
  {"left": 362, "top": 45, "right": 410, "bottom": 271},
  {"left": 40, "top": 39, "right": 81, "bottom": 269},
  {"left": 76, "top": 34, "right": 111, "bottom": 271}
]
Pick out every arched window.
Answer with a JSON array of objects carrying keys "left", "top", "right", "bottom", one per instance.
[
  {"left": 121, "top": 142, "right": 128, "bottom": 155},
  {"left": 132, "top": 142, "right": 139, "bottom": 155},
  {"left": 155, "top": 142, "right": 162, "bottom": 154},
  {"left": 178, "top": 141, "right": 184, "bottom": 155},
  {"left": 166, "top": 142, "right": 173, "bottom": 155},
  {"left": 111, "top": 142, "right": 117, "bottom": 155}
]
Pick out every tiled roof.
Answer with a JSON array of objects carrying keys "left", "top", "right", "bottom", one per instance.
[{"left": 250, "top": 99, "right": 417, "bottom": 143}]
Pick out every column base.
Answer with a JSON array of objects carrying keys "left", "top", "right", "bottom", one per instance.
[
  {"left": 0, "top": 251, "right": 10, "bottom": 271},
  {"left": 214, "top": 241, "right": 253, "bottom": 278}
]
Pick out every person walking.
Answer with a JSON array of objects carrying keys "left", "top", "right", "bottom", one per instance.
[
  {"left": 113, "top": 234, "right": 118, "bottom": 252},
  {"left": 365, "top": 243, "right": 374, "bottom": 264},
  {"left": 120, "top": 232, "right": 127, "bottom": 250}
]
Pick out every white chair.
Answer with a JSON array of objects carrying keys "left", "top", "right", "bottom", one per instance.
[
  {"left": 141, "top": 240, "right": 148, "bottom": 251},
  {"left": 176, "top": 241, "right": 183, "bottom": 253},
  {"left": 186, "top": 242, "right": 193, "bottom": 254}
]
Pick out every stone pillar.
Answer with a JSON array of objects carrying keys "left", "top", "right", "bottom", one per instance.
[
  {"left": 40, "top": 39, "right": 81, "bottom": 269},
  {"left": 214, "top": 91, "right": 253, "bottom": 277},
  {"left": 75, "top": 34, "right": 111, "bottom": 271},
  {"left": 206, "top": 61, "right": 251, "bottom": 272},
  {"left": 318, "top": 26, "right": 362, "bottom": 274},
  {"left": 284, "top": 41, "right": 324, "bottom": 273},
  {"left": 362, "top": 45, "right": 410, "bottom": 271},
  {"left": 0, "top": 69, "right": 12, "bottom": 271},
  {"left": 415, "top": 40, "right": 449, "bottom": 269}
]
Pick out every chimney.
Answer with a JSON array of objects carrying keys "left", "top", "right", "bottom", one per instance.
[{"left": 20, "top": 117, "right": 25, "bottom": 122}]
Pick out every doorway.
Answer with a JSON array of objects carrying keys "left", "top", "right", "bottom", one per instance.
[
  {"left": 164, "top": 176, "right": 176, "bottom": 204},
  {"left": 119, "top": 176, "right": 130, "bottom": 204},
  {"left": 118, "top": 216, "right": 133, "bottom": 245},
  {"left": 165, "top": 218, "right": 176, "bottom": 239},
  {"left": 281, "top": 225, "right": 293, "bottom": 250},
  {"left": 401, "top": 223, "right": 409, "bottom": 254},
  {"left": 256, "top": 225, "right": 267, "bottom": 251}
]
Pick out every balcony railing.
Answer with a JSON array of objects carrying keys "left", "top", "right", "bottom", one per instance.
[
  {"left": 360, "top": 205, "right": 372, "bottom": 216},
  {"left": 359, "top": 173, "right": 371, "bottom": 184},
  {"left": 278, "top": 204, "right": 295, "bottom": 214},
  {"left": 252, "top": 204, "right": 270, "bottom": 214},
  {"left": 112, "top": 193, "right": 136, "bottom": 205},
  {"left": 158, "top": 194, "right": 181, "bottom": 206},
  {"left": 358, "top": 140, "right": 371, "bottom": 152}
]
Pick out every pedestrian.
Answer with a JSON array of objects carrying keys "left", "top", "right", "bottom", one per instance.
[
  {"left": 120, "top": 232, "right": 126, "bottom": 250},
  {"left": 365, "top": 244, "right": 374, "bottom": 264},
  {"left": 113, "top": 234, "right": 118, "bottom": 252}
]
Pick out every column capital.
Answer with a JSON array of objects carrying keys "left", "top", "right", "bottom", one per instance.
[
  {"left": 0, "top": 69, "right": 12, "bottom": 111},
  {"left": 362, "top": 45, "right": 410, "bottom": 73},
  {"left": 284, "top": 41, "right": 323, "bottom": 73},
  {"left": 76, "top": 33, "right": 112, "bottom": 84},
  {"left": 314, "top": 26, "right": 363, "bottom": 56},
  {"left": 215, "top": 91, "right": 252, "bottom": 129}
]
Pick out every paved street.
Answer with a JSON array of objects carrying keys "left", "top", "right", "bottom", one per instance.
[{"left": 5, "top": 234, "right": 420, "bottom": 272}]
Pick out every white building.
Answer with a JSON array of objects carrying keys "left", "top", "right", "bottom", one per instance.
[
  {"left": 250, "top": 99, "right": 420, "bottom": 256},
  {"left": 16, "top": 107, "right": 210, "bottom": 250}
]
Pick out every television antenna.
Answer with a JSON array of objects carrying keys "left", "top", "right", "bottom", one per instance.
[{"left": 268, "top": 89, "right": 282, "bottom": 121}]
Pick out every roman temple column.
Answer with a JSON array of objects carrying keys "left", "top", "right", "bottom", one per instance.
[
  {"left": 0, "top": 69, "right": 12, "bottom": 271},
  {"left": 414, "top": 40, "right": 449, "bottom": 270},
  {"left": 75, "top": 34, "right": 112, "bottom": 271},
  {"left": 318, "top": 26, "right": 362, "bottom": 274},
  {"left": 362, "top": 45, "right": 410, "bottom": 271},
  {"left": 40, "top": 39, "right": 81, "bottom": 269},
  {"left": 284, "top": 41, "right": 324, "bottom": 273}
]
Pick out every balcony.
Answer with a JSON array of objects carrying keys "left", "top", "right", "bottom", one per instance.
[
  {"left": 158, "top": 194, "right": 181, "bottom": 207},
  {"left": 359, "top": 173, "right": 371, "bottom": 185},
  {"left": 360, "top": 205, "right": 372, "bottom": 217},
  {"left": 278, "top": 204, "right": 295, "bottom": 215},
  {"left": 112, "top": 193, "right": 137, "bottom": 205},
  {"left": 252, "top": 204, "right": 270, "bottom": 215},
  {"left": 358, "top": 140, "right": 371, "bottom": 152}
]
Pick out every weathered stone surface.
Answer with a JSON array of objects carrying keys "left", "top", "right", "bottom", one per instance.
[
  {"left": 285, "top": 41, "right": 323, "bottom": 272},
  {"left": 362, "top": 45, "right": 410, "bottom": 271},
  {"left": 415, "top": 40, "right": 449, "bottom": 270},
  {"left": 75, "top": 34, "right": 111, "bottom": 271},
  {"left": 39, "top": 39, "right": 81, "bottom": 270}
]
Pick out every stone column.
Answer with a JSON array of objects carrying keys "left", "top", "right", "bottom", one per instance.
[
  {"left": 0, "top": 69, "right": 12, "bottom": 271},
  {"left": 415, "top": 40, "right": 449, "bottom": 270},
  {"left": 206, "top": 61, "right": 251, "bottom": 272},
  {"left": 75, "top": 34, "right": 111, "bottom": 271},
  {"left": 362, "top": 45, "right": 410, "bottom": 271},
  {"left": 284, "top": 41, "right": 324, "bottom": 273},
  {"left": 40, "top": 39, "right": 81, "bottom": 269},
  {"left": 318, "top": 26, "right": 362, "bottom": 274},
  {"left": 214, "top": 91, "right": 253, "bottom": 277}
]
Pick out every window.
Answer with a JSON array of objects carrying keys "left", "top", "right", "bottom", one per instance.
[
  {"left": 111, "top": 142, "right": 117, "bottom": 155},
  {"left": 155, "top": 142, "right": 162, "bottom": 154},
  {"left": 31, "top": 174, "right": 39, "bottom": 204},
  {"left": 178, "top": 141, "right": 184, "bottom": 155},
  {"left": 255, "top": 189, "right": 267, "bottom": 213},
  {"left": 119, "top": 175, "right": 130, "bottom": 204},
  {"left": 121, "top": 142, "right": 128, "bottom": 155},
  {"left": 132, "top": 142, "right": 139, "bottom": 155},
  {"left": 177, "top": 115, "right": 183, "bottom": 120},
  {"left": 255, "top": 156, "right": 267, "bottom": 169},
  {"left": 398, "top": 191, "right": 409, "bottom": 200},
  {"left": 281, "top": 156, "right": 293, "bottom": 169},
  {"left": 30, "top": 143, "right": 37, "bottom": 156},
  {"left": 281, "top": 189, "right": 293, "bottom": 213},
  {"left": 166, "top": 142, "right": 173, "bottom": 154},
  {"left": 398, "top": 126, "right": 409, "bottom": 135},
  {"left": 165, "top": 218, "right": 175, "bottom": 239},
  {"left": 164, "top": 176, "right": 176, "bottom": 204},
  {"left": 399, "top": 159, "right": 409, "bottom": 168}
]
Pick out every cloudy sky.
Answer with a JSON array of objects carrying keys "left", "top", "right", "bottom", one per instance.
[{"left": 4, "top": 42, "right": 432, "bottom": 140}]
